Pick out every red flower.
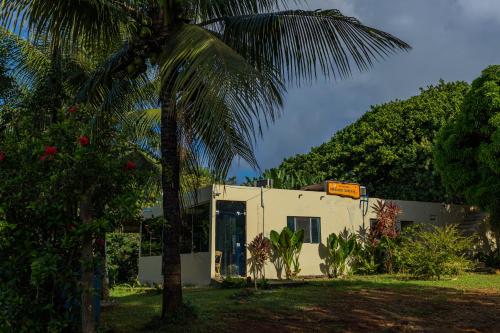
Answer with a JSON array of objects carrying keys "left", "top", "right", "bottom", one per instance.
[
  {"left": 126, "top": 161, "right": 136, "bottom": 170},
  {"left": 79, "top": 135, "right": 90, "bottom": 146},
  {"left": 40, "top": 155, "right": 47, "bottom": 161},
  {"left": 68, "top": 105, "right": 78, "bottom": 113},
  {"left": 45, "top": 146, "right": 58, "bottom": 155},
  {"left": 0, "top": 151, "right": 5, "bottom": 162},
  {"left": 95, "top": 238, "right": 105, "bottom": 248}
]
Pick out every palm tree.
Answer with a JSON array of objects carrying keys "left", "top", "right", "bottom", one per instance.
[{"left": 2, "top": 0, "right": 411, "bottom": 325}]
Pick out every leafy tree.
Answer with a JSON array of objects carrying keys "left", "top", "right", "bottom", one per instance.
[
  {"left": 0, "top": 32, "right": 156, "bottom": 332},
  {"left": 434, "top": 65, "right": 500, "bottom": 254},
  {"left": 106, "top": 233, "right": 141, "bottom": 287},
  {"left": 243, "top": 168, "right": 323, "bottom": 189},
  {"left": 273, "top": 81, "right": 469, "bottom": 201},
  {"left": 3, "top": 0, "right": 410, "bottom": 322}
]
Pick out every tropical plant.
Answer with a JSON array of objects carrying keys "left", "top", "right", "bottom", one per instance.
[
  {"left": 378, "top": 235, "right": 399, "bottom": 274},
  {"left": 269, "top": 227, "right": 304, "bottom": 279},
  {"left": 0, "top": 32, "right": 156, "bottom": 332},
  {"left": 243, "top": 168, "right": 324, "bottom": 190},
  {"left": 398, "top": 224, "right": 474, "bottom": 279},
  {"left": 351, "top": 226, "right": 379, "bottom": 274},
  {"left": 106, "top": 233, "right": 141, "bottom": 287},
  {"left": 434, "top": 65, "right": 500, "bottom": 256},
  {"left": 272, "top": 81, "right": 470, "bottom": 201},
  {"left": 2, "top": 0, "right": 410, "bottom": 323},
  {"left": 371, "top": 200, "right": 402, "bottom": 240},
  {"left": 326, "top": 232, "right": 357, "bottom": 278},
  {"left": 247, "top": 233, "right": 271, "bottom": 289}
]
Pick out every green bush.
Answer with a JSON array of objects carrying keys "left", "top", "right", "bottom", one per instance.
[
  {"left": 106, "top": 233, "right": 140, "bottom": 286},
  {"left": 220, "top": 276, "right": 249, "bottom": 289},
  {"left": 325, "top": 232, "right": 357, "bottom": 277},
  {"left": 269, "top": 227, "right": 304, "bottom": 279},
  {"left": 399, "top": 224, "right": 474, "bottom": 279}
]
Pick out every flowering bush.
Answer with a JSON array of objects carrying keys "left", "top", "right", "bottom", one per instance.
[
  {"left": 0, "top": 105, "right": 148, "bottom": 331},
  {"left": 79, "top": 135, "right": 90, "bottom": 146}
]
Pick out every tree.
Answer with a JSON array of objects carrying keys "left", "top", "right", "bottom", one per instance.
[
  {"left": 272, "top": 81, "right": 469, "bottom": 201},
  {"left": 2, "top": 0, "right": 410, "bottom": 322},
  {"left": 0, "top": 31, "right": 158, "bottom": 332},
  {"left": 434, "top": 65, "right": 500, "bottom": 254}
]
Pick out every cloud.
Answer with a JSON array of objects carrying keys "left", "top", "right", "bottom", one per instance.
[
  {"left": 230, "top": 0, "right": 500, "bottom": 182},
  {"left": 456, "top": 0, "right": 500, "bottom": 24}
]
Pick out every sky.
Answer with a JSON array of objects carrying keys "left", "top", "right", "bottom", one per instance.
[{"left": 229, "top": 0, "right": 500, "bottom": 182}]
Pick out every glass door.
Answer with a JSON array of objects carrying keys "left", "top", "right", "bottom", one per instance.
[{"left": 215, "top": 201, "right": 246, "bottom": 277}]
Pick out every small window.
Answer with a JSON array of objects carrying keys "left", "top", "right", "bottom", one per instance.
[
  {"left": 287, "top": 216, "right": 321, "bottom": 243},
  {"left": 400, "top": 220, "right": 414, "bottom": 231},
  {"left": 369, "top": 218, "right": 378, "bottom": 231}
]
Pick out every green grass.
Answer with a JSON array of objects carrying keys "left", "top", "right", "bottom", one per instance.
[{"left": 101, "top": 273, "right": 500, "bottom": 332}]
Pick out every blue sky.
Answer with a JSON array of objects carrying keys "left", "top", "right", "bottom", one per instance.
[{"left": 229, "top": 0, "right": 500, "bottom": 182}]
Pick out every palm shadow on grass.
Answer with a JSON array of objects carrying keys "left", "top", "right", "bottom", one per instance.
[{"left": 102, "top": 275, "right": 500, "bottom": 333}]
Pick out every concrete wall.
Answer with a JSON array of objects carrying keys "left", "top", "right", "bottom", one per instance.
[
  {"left": 211, "top": 185, "right": 471, "bottom": 280},
  {"left": 138, "top": 252, "right": 211, "bottom": 286},
  {"left": 140, "top": 185, "right": 475, "bottom": 284}
]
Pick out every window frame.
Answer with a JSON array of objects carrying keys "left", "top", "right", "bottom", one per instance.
[{"left": 287, "top": 216, "right": 321, "bottom": 244}]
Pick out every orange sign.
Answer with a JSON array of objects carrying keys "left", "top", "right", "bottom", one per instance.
[{"left": 326, "top": 181, "right": 361, "bottom": 199}]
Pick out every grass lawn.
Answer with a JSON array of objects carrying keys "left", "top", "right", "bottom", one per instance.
[{"left": 101, "top": 273, "right": 500, "bottom": 332}]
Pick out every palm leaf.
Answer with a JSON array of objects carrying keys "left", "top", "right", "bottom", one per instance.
[
  {"left": 207, "top": 9, "right": 411, "bottom": 82},
  {"left": 1, "top": 0, "right": 134, "bottom": 49},
  {"left": 160, "top": 24, "right": 285, "bottom": 179}
]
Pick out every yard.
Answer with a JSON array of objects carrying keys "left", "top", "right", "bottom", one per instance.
[{"left": 101, "top": 273, "right": 500, "bottom": 332}]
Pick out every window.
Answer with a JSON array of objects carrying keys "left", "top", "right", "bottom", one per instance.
[
  {"left": 287, "top": 216, "right": 321, "bottom": 243},
  {"left": 181, "top": 203, "right": 210, "bottom": 253},
  {"left": 399, "top": 220, "right": 414, "bottom": 231}
]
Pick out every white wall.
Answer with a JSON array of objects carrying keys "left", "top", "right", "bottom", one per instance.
[
  {"left": 211, "top": 185, "right": 472, "bottom": 279},
  {"left": 138, "top": 252, "right": 211, "bottom": 286},
  {"left": 141, "top": 185, "right": 477, "bottom": 283}
]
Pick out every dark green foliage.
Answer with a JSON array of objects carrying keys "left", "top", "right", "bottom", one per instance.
[
  {"left": 434, "top": 66, "right": 500, "bottom": 252},
  {"left": 325, "top": 232, "right": 357, "bottom": 277},
  {"left": 269, "top": 227, "right": 305, "bottom": 279},
  {"left": 272, "top": 81, "right": 469, "bottom": 201},
  {"left": 220, "top": 276, "right": 249, "bottom": 289},
  {"left": 398, "top": 225, "right": 474, "bottom": 279},
  {"left": 106, "top": 233, "right": 140, "bottom": 287}
]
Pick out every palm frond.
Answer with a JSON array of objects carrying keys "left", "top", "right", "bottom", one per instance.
[
  {"left": 1, "top": 0, "right": 134, "bottom": 49},
  {"left": 189, "top": 0, "right": 295, "bottom": 22},
  {"left": 0, "top": 28, "right": 51, "bottom": 87},
  {"left": 160, "top": 24, "right": 284, "bottom": 179},
  {"left": 207, "top": 9, "right": 411, "bottom": 82}
]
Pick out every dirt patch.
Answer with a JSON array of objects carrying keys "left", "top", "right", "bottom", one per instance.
[{"left": 222, "top": 288, "right": 500, "bottom": 333}]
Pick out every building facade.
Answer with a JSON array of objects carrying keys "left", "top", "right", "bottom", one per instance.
[{"left": 138, "top": 184, "right": 480, "bottom": 285}]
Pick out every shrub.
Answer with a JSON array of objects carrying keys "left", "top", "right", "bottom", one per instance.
[
  {"left": 351, "top": 226, "right": 379, "bottom": 275},
  {"left": 106, "top": 233, "right": 140, "bottom": 287},
  {"left": 399, "top": 224, "right": 474, "bottom": 279},
  {"left": 371, "top": 200, "right": 402, "bottom": 240},
  {"left": 247, "top": 233, "right": 271, "bottom": 289},
  {"left": 220, "top": 276, "right": 248, "bottom": 289},
  {"left": 269, "top": 227, "right": 304, "bottom": 279},
  {"left": 325, "top": 232, "right": 357, "bottom": 277}
]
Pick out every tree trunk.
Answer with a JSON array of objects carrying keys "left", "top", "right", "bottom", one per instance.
[
  {"left": 160, "top": 89, "right": 183, "bottom": 319},
  {"left": 80, "top": 194, "right": 96, "bottom": 333}
]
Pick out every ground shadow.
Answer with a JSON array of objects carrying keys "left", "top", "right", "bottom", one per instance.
[{"left": 102, "top": 279, "right": 500, "bottom": 333}]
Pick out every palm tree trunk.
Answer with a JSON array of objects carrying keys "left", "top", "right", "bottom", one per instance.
[
  {"left": 80, "top": 194, "right": 96, "bottom": 333},
  {"left": 160, "top": 89, "right": 183, "bottom": 319}
]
